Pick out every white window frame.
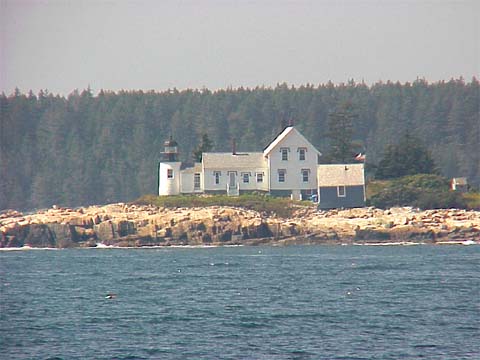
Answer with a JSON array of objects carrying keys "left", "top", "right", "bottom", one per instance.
[
  {"left": 298, "top": 147, "right": 306, "bottom": 161},
  {"left": 167, "top": 169, "right": 174, "bottom": 179},
  {"left": 337, "top": 185, "right": 346, "bottom": 197},
  {"left": 213, "top": 171, "right": 221, "bottom": 185},
  {"left": 280, "top": 147, "right": 290, "bottom": 161},
  {"left": 242, "top": 172, "right": 250, "bottom": 183},
  {"left": 278, "top": 169, "right": 286, "bottom": 183},
  {"left": 301, "top": 169, "right": 310, "bottom": 183},
  {"left": 256, "top": 172, "right": 264, "bottom": 183},
  {"left": 194, "top": 173, "right": 201, "bottom": 190}
]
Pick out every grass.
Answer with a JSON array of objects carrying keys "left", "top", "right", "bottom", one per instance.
[{"left": 132, "top": 194, "right": 314, "bottom": 218}]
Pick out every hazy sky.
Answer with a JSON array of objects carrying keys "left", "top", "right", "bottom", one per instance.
[{"left": 1, "top": 0, "right": 478, "bottom": 95}]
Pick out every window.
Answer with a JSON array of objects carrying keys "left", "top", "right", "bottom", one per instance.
[
  {"left": 337, "top": 186, "right": 346, "bottom": 197},
  {"left": 256, "top": 172, "right": 264, "bottom": 183},
  {"left": 302, "top": 169, "right": 310, "bottom": 182},
  {"left": 167, "top": 169, "right": 174, "bottom": 179},
  {"left": 194, "top": 173, "right": 201, "bottom": 190},
  {"left": 213, "top": 171, "right": 221, "bottom": 185},
  {"left": 278, "top": 169, "right": 286, "bottom": 183},
  {"left": 242, "top": 172, "right": 250, "bottom": 183},
  {"left": 298, "top": 148, "right": 306, "bottom": 161},
  {"left": 280, "top": 147, "right": 289, "bottom": 161}
]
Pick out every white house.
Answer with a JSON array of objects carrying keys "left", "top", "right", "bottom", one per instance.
[{"left": 158, "top": 126, "right": 366, "bottom": 207}]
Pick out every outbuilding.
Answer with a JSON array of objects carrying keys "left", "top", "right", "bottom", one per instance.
[{"left": 317, "top": 164, "right": 366, "bottom": 209}]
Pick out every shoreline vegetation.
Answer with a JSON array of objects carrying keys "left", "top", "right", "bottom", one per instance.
[{"left": 1, "top": 195, "right": 479, "bottom": 248}]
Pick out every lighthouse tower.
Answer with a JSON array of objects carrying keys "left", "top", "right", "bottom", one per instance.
[{"left": 158, "top": 136, "right": 181, "bottom": 195}]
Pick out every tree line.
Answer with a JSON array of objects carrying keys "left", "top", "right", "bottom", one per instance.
[{"left": 1, "top": 78, "right": 478, "bottom": 210}]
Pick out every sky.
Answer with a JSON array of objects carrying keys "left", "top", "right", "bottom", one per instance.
[{"left": 1, "top": 0, "right": 479, "bottom": 95}]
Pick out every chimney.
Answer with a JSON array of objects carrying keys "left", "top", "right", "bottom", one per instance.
[{"left": 232, "top": 138, "right": 236, "bottom": 155}]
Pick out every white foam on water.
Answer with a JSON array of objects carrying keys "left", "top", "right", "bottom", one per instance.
[
  {"left": 354, "top": 241, "right": 423, "bottom": 246},
  {"left": 436, "top": 240, "right": 479, "bottom": 246},
  {"left": 0, "top": 246, "right": 59, "bottom": 251},
  {"left": 87, "top": 244, "right": 238, "bottom": 250},
  {"left": 95, "top": 243, "right": 115, "bottom": 248},
  {"left": 0, "top": 245, "right": 61, "bottom": 251}
]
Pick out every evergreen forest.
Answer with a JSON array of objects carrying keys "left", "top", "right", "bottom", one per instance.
[{"left": 1, "top": 78, "right": 479, "bottom": 211}]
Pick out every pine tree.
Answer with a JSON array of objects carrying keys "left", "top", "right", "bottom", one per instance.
[
  {"left": 376, "top": 132, "right": 437, "bottom": 179},
  {"left": 326, "top": 101, "right": 357, "bottom": 163},
  {"left": 192, "top": 134, "right": 213, "bottom": 162}
]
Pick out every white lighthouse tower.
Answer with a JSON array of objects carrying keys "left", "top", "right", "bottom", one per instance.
[{"left": 158, "top": 136, "right": 181, "bottom": 195}]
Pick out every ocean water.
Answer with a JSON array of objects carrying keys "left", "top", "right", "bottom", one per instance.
[{"left": 1, "top": 245, "right": 479, "bottom": 360}]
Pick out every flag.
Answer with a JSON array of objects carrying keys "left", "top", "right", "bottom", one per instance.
[{"left": 354, "top": 153, "right": 366, "bottom": 161}]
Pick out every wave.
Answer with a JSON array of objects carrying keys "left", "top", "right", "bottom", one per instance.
[
  {"left": 353, "top": 242, "right": 423, "bottom": 246},
  {"left": 0, "top": 245, "right": 59, "bottom": 251},
  {"left": 436, "top": 240, "right": 478, "bottom": 246},
  {"left": 90, "top": 243, "right": 243, "bottom": 250}
]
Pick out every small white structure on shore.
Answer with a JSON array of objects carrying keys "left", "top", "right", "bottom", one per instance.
[
  {"left": 451, "top": 177, "right": 468, "bottom": 192},
  {"left": 158, "top": 126, "right": 366, "bottom": 207}
]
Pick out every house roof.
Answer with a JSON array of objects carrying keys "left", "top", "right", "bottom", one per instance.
[
  {"left": 263, "top": 126, "right": 321, "bottom": 156},
  {"left": 317, "top": 164, "right": 365, "bottom": 186},
  {"left": 202, "top": 152, "right": 267, "bottom": 169}
]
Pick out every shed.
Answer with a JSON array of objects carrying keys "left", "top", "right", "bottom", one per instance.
[
  {"left": 451, "top": 177, "right": 468, "bottom": 192},
  {"left": 317, "top": 164, "right": 366, "bottom": 209}
]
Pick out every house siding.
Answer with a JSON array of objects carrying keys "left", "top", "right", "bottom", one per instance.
[
  {"left": 318, "top": 185, "right": 365, "bottom": 209},
  {"left": 202, "top": 167, "right": 269, "bottom": 192},
  {"left": 267, "top": 129, "right": 319, "bottom": 192},
  {"left": 269, "top": 189, "right": 293, "bottom": 197}
]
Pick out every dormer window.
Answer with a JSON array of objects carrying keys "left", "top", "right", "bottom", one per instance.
[
  {"left": 298, "top": 148, "right": 306, "bottom": 161},
  {"left": 280, "top": 147, "right": 289, "bottom": 161}
]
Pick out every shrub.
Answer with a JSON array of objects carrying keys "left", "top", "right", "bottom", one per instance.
[{"left": 369, "top": 174, "right": 468, "bottom": 209}]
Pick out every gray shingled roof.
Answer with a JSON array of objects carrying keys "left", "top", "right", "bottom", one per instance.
[
  {"left": 317, "top": 164, "right": 365, "bottom": 186},
  {"left": 203, "top": 152, "right": 267, "bottom": 169}
]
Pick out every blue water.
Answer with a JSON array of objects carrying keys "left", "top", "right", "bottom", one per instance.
[{"left": 1, "top": 245, "right": 479, "bottom": 360}]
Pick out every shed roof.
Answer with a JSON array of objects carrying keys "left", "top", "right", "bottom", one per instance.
[
  {"left": 317, "top": 164, "right": 365, "bottom": 186},
  {"left": 202, "top": 152, "right": 267, "bottom": 169}
]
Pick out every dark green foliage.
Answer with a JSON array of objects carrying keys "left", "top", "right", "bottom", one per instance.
[
  {"left": 1, "top": 78, "right": 478, "bottom": 210},
  {"left": 375, "top": 132, "right": 437, "bottom": 179},
  {"left": 325, "top": 102, "right": 357, "bottom": 163},
  {"left": 369, "top": 174, "right": 467, "bottom": 209},
  {"left": 192, "top": 133, "right": 213, "bottom": 162}
]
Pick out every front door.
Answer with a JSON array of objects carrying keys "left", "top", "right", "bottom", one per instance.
[{"left": 229, "top": 172, "right": 237, "bottom": 187}]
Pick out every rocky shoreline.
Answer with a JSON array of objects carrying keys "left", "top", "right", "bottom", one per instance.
[{"left": 1, "top": 204, "right": 479, "bottom": 248}]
